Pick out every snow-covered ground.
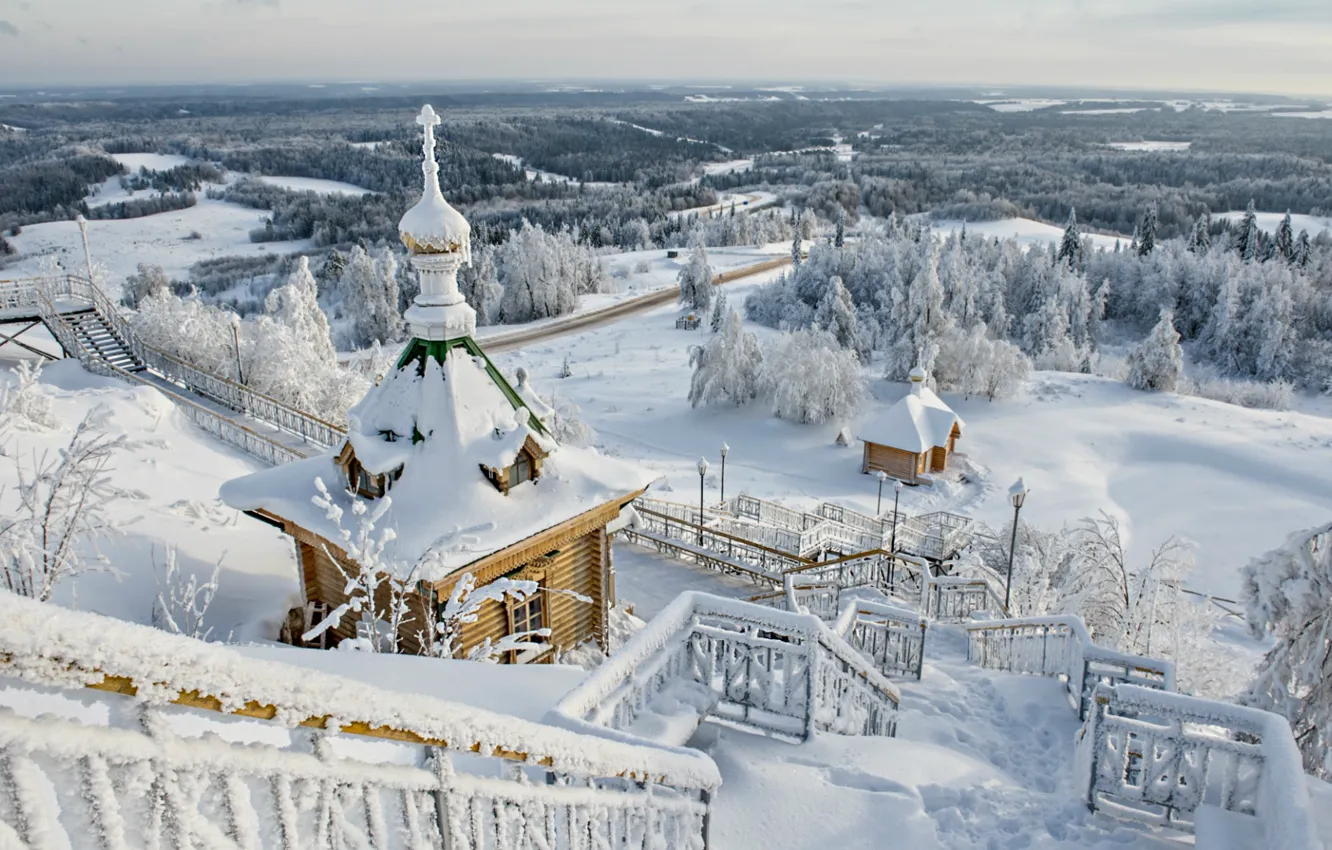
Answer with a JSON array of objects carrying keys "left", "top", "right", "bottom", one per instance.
[
  {"left": 1063, "top": 107, "right": 1151, "bottom": 115},
  {"left": 1, "top": 196, "right": 312, "bottom": 287},
  {"left": 928, "top": 217, "right": 1127, "bottom": 252},
  {"left": 0, "top": 358, "right": 299, "bottom": 639},
  {"left": 1272, "top": 110, "right": 1332, "bottom": 119},
  {"left": 975, "top": 99, "right": 1067, "bottom": 112},
  {"left": 111, "top": 153, "right": 192, "bottom": 172},
  {"left": 1217, "top": 209, "right": 1332, "bottom": 237},
  {"left": 1105, "top": 141, "right": 1191, "bottom": 152},
  {"left": 249, "top": 174, "right": 373, "bottom": 195},
  {"left": 491, "top": 152, "right": 585, "bottom": 186},
  {"left": 668, "top": 191, "right": 778, "bottom": 220},
  {"left": 492, "top": 275, "right": 1332, "bottom": 602}
]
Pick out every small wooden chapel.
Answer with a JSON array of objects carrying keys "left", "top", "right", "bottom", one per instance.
[
  {"left": 857, "top": 367, "right": 964, "bottom": 484},
  {"left": 221, "top": 105, "right": 654, "bottom": 661}
]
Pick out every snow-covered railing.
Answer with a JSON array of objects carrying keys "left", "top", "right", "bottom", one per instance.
[
  {"left": 965, "top": 615, "right": 1175, "bottom": 718},
  {"left": 625, "top": 504, "right": 807, "bottom": 575},
  {"left": 788, "top": 550, "right": 925, "bottom": 605},
  {"left": 36, "top": 291, "right": 309, "bottom": 466},
  {"left": 634, "top": 494, "right": 729, "bottom": 525},
  {"left": 833, "top": 598, "right": 928, "bottom": 680},
  {"left": 1077, "top": 684, "right": 1321, "bottom": 850},
  {"left": 709, "top": 515, "right": 809, "bottom": 556},
  {"left": 547, "top": 592, "right": 900, "bottom": 746},
  {"left": 748, "top": 578, "right": 841, "bottom": 620},
  {"left": 22, "top": 274, "right": 346, "bottom": 457},
  {"left": 0, "top": 593, "right": 718, "bottom": 849},
  {"left": 923, "top": 574, "right": 1006, "bottom": 622}
]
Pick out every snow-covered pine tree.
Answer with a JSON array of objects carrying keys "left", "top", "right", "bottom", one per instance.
[
  {"left": 1125, "top": 310, "right": 1183, "bottom": 392},
  {"left": 1235, "top": 199, "right": 1260, "bottom": 263},
  {"left": 791, "top": 231, "right": 803, "bottom": 267},
  {"left": 710, "top": 289, "right": 729, "bottom": 332},
  {"left": 1188, "top": 213, "right": 1211, "bottom": 254},
  {"left": 814, "top": 275, "right": 862, "bottom": 356},
  {"left": 1241, "top": 520, "right": 1332, "bottom": 778},
  {"left": 677, "top": 242, "right": 714, "bottom": 311},
  {"left": 1274, "top": 211, "right": 1295, "bottom": 264},
  {"left": 1136, "top": 204, "right": 1158, "bottom": 257},
  {"left": 1056, "top": 207, "right": 1081, "bottom": 269},
  {"left": 834, "top": 208, "right": 846, "bottom": 248},
  {"left": 688, "top": 310, "right": 763, "bottom": 407},
  {"left": 1295, "top": 229, "right": 1312, "bottom": 268}
]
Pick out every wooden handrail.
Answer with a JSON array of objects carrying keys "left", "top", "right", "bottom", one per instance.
[{"left": 634, "top": 505, "right": 813, "bottom": 564}]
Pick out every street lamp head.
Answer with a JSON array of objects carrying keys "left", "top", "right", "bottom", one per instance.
[
  {"left": 1009, "top": 477, "right": 1028, "bottom": 509},
  {"left": 894, "top": 479, "right": 903, "bottom": 494},
  {"left": 877, "top": 470, "right": 888, "bottom": 483},
  {"left": 697, "top": 457, "right": 710, "bottom": 477},
  {"left": 720, "top": 442, "right": 729, "bottom": 458}
]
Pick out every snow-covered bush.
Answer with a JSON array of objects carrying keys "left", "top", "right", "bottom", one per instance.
[
  {"left": 121, "top": 262, "right": 171, "bottom": 309},
  {"left": 0, "top": 360, "right": 58, "bottom": 429},
  {"left": 1178, "top": 375, "right": 1293, "bottom": 411},
  {"left": 678, "top": 242, "right": 714, "bottom": 312},
  {"left": 1241, "top": 521, "right": 1332, "bottom": 778},
  {"left": 0, "top": 415, "right": 121, "bottom": 601},
  {"left": 688, "top": 310, "right": 763, "bottom": 408},
  {"left": 760, "top": 327, "right": 866, "bottom": 424},
  {"left": 1125, "top": 310, "right": 1183, "bottom": 392},
  {"left": 933, "top": 322, "right": 1031, "bottom": 401},
  {"left": 152, "top": 548, "right": 220, "bottom": 641},
  {"left": 132, "top": 287, "right": 241, "bottom": 379}
]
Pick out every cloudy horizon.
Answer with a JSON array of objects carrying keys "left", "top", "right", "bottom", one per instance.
[{"left": 1, "top": 0, "right": 1329, "bottom": 98}]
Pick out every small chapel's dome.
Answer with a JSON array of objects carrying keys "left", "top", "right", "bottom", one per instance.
[
  {"left": 398, "top": 104, "right": 471, "bottom": 258},
  {"left": 908, "top": 366, "right": 928, "bottom": 384}
]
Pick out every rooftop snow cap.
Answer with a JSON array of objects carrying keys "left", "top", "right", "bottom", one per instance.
[{"left": 398, "top": 105, "right": 471, "bottom": 261}]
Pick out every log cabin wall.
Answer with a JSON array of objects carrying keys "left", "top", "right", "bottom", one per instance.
[
  {"left": 930, "top": 446, "right": 949, "bottom": 472},
  {"left": 862, "top": 442, "right": 920, "bottom": 482}
]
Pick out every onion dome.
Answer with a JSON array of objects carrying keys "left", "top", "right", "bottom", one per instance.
[{"left": 398, "top": 104, "right": 471, "bottom": 262}]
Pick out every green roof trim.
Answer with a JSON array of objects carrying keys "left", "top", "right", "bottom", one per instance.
[{"left": 393, "top": 335, "right": 550, "bottom": 437}]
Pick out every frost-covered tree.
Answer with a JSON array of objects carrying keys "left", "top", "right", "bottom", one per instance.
[
  {"left": 1235, "top": 200, "right": 1260, "bottom": 263},
  {"left": 834, "top": 207, "right": 846, "bottom": 248},
  {"left": 458, "top": 242, "right": 503, "bottom": 325},
  {"left": 1241, "top": 521, "right": 1332, "bottom": 777},
  {"left": 497, "top": 223, "right": 579, "bottom": 324},
  {"left": 1294, "top": 230, "right": 1312, "bottom": 268},
  {"left": 265, "top": 256, "right": 335, "bottom": 365},
  {"left": 1125, "top": 310, "right": 1183, "bottom": 392},
  {"left": 1136, "top": 204, "right": 1158, "bottom": 257},
  {"left": 814, "top": 275, "right": 862, "bottom": 356},
  {"left": 132, "top": 287, "right": 240, "bottom": 380},
  {"left": 791, "top": 231, "right": 803, "bottom": 267},
  {"left": 710, "top": 289, "right": 729, "bottom": 332},
  {"left": 152, "top": 548, "right": 220, "bottom": 641},
  {"left": 1274, "top": 211, "right": 1296, "bottom": 264},
  {"left": 760, "top": 328, "right": 866, "bottom": 424},
  {"left": 0, "top": 361, "right": 57, "bottom": 430},
  {"left": 688, "top": 310, "right": 763, "bottom": 407},
  {"left": 1188, "top": 214, "right": 1211, "bottom": 254},
  {"left": 677, "top": 242, "right": 714, "bottom": 312},
  {"left": 0, "top": 415, "right": 122, "bottom": 602},
  {"left": 339, "top": 245, "right": 403, "bottom": 348},
  {"left": 121, "top": 262, "right": 171, "bottom": 308},
  {"left": 1056, "top": 207, "right": 1082, "bottom": 269}
]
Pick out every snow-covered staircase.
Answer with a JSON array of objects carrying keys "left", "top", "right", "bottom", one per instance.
[{"left": 62, "top": 306, "right": 144, "bottom": 372}]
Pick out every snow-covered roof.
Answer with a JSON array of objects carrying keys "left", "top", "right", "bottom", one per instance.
[
  {"left": 398, "top": 105, "right": 471, "bottom": 261},
  {"left": 221, "top": 343, "right": 653, "bottom": 581},
  {"left": 859, "top": 379, "right": 964, "bottom": 453}
]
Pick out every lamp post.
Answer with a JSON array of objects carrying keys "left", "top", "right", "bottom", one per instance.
[
  {"left": 719, "top": 442, "right": 730, "bottom": 506},
  {"left": 228, "top": 311, "right": 245, "bottom": 386},
  {"left": 75, "top": 215, "right": 95, "bottom": 282},
  {"left": 696, "top": 457, "right": 709, "bottom": 547},
  {"left": 1005, "top": 477, "right": 1029, "bottom": 615},
  {"left": 889, "top": 479, "right": 903, "bottom": 553},
  {"left": 876, "top": 470, "right": 888, "bottom": 515}
]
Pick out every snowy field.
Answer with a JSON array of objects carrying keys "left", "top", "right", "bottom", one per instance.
[
  {"left": 249, "top": 174, "right": 373, "bottom": 195},
  {"left": 668, "top": 190, "right": 778, "bottom": 219},
  {"left": 0, "top": 196, "right": 312, "bottom": 286},
  {"left": 1217, "top": 209, "right": 1332, "bottom": 237},
  {"left": 0, "top": 358, "right": 299, "bottom": 638},
  {"left": 1105, "top": 141, "right": 1191, "bottom": 152},
  {"left": 1272, "top": 110, "right": 1332, "bottom": 119},
  {"left": 111, "top": 153, "right": 192, "bottom": 172},
  {"left": 928, "top": 217, "right": 1127, "bottom": 252},
  {"left": 492, "top": 273, "right": 1332, "bottom": 601}
]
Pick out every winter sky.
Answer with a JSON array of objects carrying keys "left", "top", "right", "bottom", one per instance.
[{"left": 1, "top": 0, "right": 1329, "bottom": 96}]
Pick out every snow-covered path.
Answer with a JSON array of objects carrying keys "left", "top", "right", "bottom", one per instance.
[{"left": 701, "top": 625, "right": 1186, "bottom": 849}]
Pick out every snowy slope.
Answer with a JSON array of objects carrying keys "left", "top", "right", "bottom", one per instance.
[
  {"left": 0, "top": 358, "right": 299, "bottom": 639},
  {"left": 492, "top": 279, "right": 1332, "bottom": 601}
]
